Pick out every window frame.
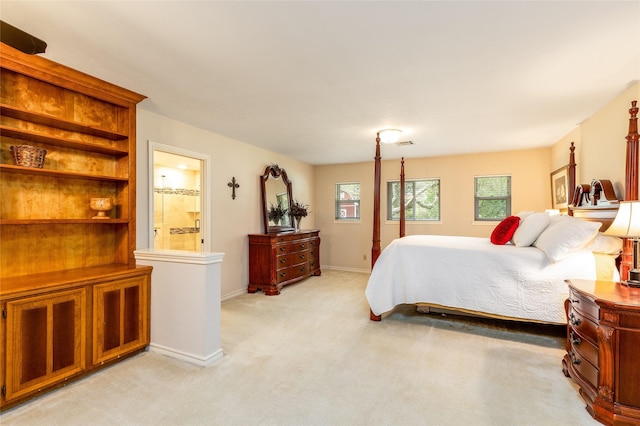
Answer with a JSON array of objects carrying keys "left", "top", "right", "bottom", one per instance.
[
  {"left": 335, "top": 182, "right": 361, "bottom": 221},
  {"left": 473, "top": 174, "right": 512, "bottom": 221},
  {"left": 386, "top": 178, "right": 441, "bottom": 222}
]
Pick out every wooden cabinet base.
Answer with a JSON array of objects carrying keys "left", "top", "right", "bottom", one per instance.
[
  {"left": 248, "top": 230, "right": 321, "bottom": 295},
  {"left": 1, "top": 265, "right": 152, "bottom": 411},
  {"left": 563, "top": 279, "right": 640, "bottom": 425}
]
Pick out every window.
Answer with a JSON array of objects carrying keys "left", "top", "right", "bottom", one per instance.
[
  {"left": 335, "top": 183, "right": 360, "bottom": 220},
  {"left": 474, "top": 175, "right": 511, "bottom": 221},
  {"left": 387, "top": 179, "right": 440, "bottom": 221}
]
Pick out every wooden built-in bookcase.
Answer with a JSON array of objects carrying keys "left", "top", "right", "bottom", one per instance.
[{"left": 0, "top": 42, "right": 151, "bottom": 410}]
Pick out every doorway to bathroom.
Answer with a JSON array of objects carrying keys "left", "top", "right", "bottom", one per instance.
[{"left": 149, "top": 142, "right": 211, "bottom": 252}]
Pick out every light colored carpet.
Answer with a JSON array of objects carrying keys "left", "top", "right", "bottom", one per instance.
[{"left": 1, "top": 269, "right": 596, "bottom": 425}]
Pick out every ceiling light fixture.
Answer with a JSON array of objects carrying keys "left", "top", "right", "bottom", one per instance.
[{"left": 378, "top": 129, "right": 403, "bottom": 144}]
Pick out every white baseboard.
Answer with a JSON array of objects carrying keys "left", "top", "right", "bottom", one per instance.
[
  {"left": 149, "top": 343, "right": 223, "bottom": 367},
  {"left": 221, "top": 288, "right": 247, "bottom": 302},
  {"left": 320, "top": 265, "right": 370, "bottom": 274}
]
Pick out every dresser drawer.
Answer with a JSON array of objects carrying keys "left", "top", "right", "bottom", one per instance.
[
  {"left": 568, "top": 305, "right": 598, "bottom": 345},
  {"left": 276, "top": 253, "right": 291, "bottom": 269},
  {"left": 291, "top": 240, "right": 310, "bottom": 252},
  {"left": 276, "top": 267, "right": 291, "bottom": 284},
  {"left": 276, "top": 243, "right": 290, "bottom": 254},
  {"left": 290, "top": 250, "right": 309, "bottom": 265},
  {"left": 569, "top": 328, "right": 598, "bottom": 368},
  {"left": 291, "top": 262, "right": 309, "bottom": 279},
  {"left": 309, "top": 258, "right": 319, "bottom": 271}
]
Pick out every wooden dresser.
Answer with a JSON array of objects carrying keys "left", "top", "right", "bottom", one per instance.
[
  {"left": 0, "top": 42, "right": 150, "bottom": 409},
  {"left": 563, "top": 279, "right": 640, "bottom": 425},
  {"left": 248, "top": 230, "right": 321, "bottom": 295}
]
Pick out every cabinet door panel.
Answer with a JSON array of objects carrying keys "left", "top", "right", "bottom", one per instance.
[
  {"left": 5, "top": 288, "right": 86, "bottom": 402},
  {"left": 93, "top": 276, "right": 148, "bottom": 365},
  {"left": 123, "top": 285, "right": 140, "bottom": 344},
  {"left": 52, "top": 299, "right": 77, "bottom": 372},
  {"left": 19, "top": 306, "right": 47, "bottom": 382},
  {"left": 102, "top": 289, "right": 121, "bottom": 352}
]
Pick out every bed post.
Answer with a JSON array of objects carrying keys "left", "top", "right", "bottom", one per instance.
[
  {"left": 400, "top": 157, "right": 406, "bottom": 238},
  {"left": 370, "top": 133, "right": 383, "bottom": 321},
  {"left": 567, "top": 142, "right": 576, "bottom": 215},
  {"left": 622, "top": 100, "right": 639, "bottom": 281},
  {"left": 372, "top": 133, "right": 382, "bottom": 269}
]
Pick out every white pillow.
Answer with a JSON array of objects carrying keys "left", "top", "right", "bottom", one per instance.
[
  {"left": 534, "top": 216, "right": 602, "bottom": 263},
  {"left": 512, "top": 212, "right": 550, "bottom": 247},
  {"left": 515, "top": 210, "right": 535, "bottom": 221},
  {"left": 586, "top": 233, "right": 623, "bottom": 255}
]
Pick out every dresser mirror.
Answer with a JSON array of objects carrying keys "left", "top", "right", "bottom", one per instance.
[{"left": 260, "top": 164, "right": 294, "bottom": 233}]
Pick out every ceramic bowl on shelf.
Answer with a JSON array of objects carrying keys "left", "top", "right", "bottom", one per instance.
[{"left": 90, "top": 197, "right": 113, "bottom": 219}]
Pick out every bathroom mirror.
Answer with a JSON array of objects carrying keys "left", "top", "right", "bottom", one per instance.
[{"left": 261, "top": 164, "right": 294, "bottom": 233}]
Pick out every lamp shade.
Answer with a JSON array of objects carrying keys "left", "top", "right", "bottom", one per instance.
[
  {"left": 604, "top": 201, "right": 640, "bottom": 238},
  {"left": 378, "top": 129, "right": 403, "bottom": 144}
]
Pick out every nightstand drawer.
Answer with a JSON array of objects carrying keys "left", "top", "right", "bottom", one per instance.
[
  {"left": 569, "top": 288, "right": 599, "bottom": 321},
  {"left": 568, "top": 305, "right": 598, "bottom": 345},
  {"left": 568, "top": 348, "right": 598, "bottom": 390},
  {"left": 569, "top": 328, "right": 598, "bottom": 368}
]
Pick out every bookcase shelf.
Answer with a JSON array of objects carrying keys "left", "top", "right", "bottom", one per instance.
[
  {"left": 0, "top": 103, "right": 129, "bottom": 141},
  {"left": 0, "top": 163, "right": 129, "bottom": 181}
]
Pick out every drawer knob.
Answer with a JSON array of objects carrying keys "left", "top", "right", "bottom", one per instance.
[
  {"left": 569, "top": 313, "right": 582, "bottom": 327},
  {"left": 569, "top": 351, "right": 581, "bottom": 365},
  {"left": 279, "top": 247, "right": 286, "bottom": 252},
  {"left": 279, "top": 272, "right": 287, "bottom": 277},
  {"left": 299, "top": 254, "right": 306, "bottom": 260},
  {"left": 279, "top": 258, "right": 286, "bottom": 264},
  {"left": 570, "top": 331, "right": 582, "bottom": 346}
]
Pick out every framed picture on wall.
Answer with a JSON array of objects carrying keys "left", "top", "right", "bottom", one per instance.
[{"left": 550, "top": 165, "right": 569, "bottom": 210}]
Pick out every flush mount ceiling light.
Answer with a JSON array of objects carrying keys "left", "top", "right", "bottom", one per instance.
[{"left": 378, "top": 129, "right": 403, "bottom": 144}]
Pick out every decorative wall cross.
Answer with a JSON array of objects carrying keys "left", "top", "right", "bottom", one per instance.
[{"left": 227, "top": 177, "right": 240, "bottom": 200}]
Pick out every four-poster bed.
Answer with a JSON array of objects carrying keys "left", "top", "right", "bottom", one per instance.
[{"left": 367, "top": 100, "right": 638, "bottom": 322}]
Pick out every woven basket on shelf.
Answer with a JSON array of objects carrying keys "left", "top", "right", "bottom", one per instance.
[{"left": 10, "top": 145, "right": 47, "bottom": 168}]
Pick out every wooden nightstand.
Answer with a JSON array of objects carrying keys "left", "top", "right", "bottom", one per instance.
[{"left": 563, "top": 279, "right": 640, "bottom": 425}]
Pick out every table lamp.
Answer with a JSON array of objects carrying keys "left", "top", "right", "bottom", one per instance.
[{"left": 605, "top": 200, "right": 640, "bottom": 286}]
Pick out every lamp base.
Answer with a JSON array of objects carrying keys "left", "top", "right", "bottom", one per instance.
[{"left": 623, "top": 269, "right": 640, "bottom": 287}]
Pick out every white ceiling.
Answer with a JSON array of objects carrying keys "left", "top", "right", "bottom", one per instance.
[{"left": 2, "top": 1, "right": 639, "bottom": 165}]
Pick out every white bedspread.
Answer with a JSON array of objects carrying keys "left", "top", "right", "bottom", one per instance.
[{"left": 365, "top": 235, "right": 603, "bottom": 324}]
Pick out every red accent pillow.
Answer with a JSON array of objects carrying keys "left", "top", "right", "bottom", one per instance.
[{"left": 490, "top": 215, "right": 521, "bottom": 245}]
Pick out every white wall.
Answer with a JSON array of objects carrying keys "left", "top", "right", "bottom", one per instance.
[
  {"left": 136, "top": 109, "right": 314, "bottom": 298},
  {"left": 551, "top": 81, "right": 640, "bottom": 199}
]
